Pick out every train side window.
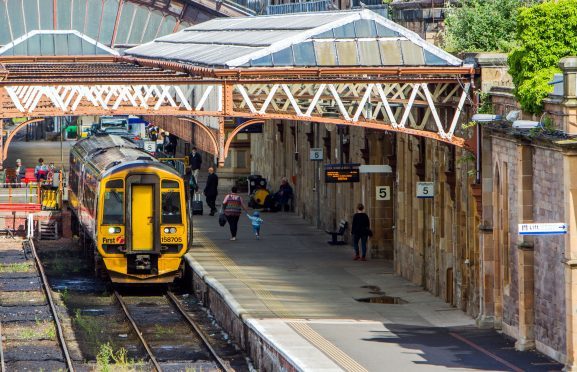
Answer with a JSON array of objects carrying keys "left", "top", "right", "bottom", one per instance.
[
  {"left": 162, "top": 191, "right": 182, "bottom": 224},
  {"left": 103, "top": 180, "right": 124, "bottom": 224}
]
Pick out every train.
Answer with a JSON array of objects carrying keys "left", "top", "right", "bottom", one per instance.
[{"left": 68, "top": 133, "right": 191, "bottom": 284}]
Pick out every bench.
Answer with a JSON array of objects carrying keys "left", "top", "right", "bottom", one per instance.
[{"left": 326, "top": 219, "right": 348, "bottom": 245}]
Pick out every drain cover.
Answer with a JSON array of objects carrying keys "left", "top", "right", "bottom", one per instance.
[{"left": 356, "top": 296, "right": 407, "bottom": 304}]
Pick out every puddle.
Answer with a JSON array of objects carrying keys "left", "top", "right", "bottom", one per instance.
[{"left": 356, "top": 296, "right": 408, "bottom": 304}]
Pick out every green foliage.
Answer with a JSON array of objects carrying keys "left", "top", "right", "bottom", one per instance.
[
  {"left": 443, "top": 0, "right": 535, "bottom": 53},
  {"left": 509, "top": 0, "right": 577, "bottom": 113}
]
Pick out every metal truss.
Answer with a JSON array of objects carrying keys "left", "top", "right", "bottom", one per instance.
[{"left": 1, "top": 80, "right": 470, "bottom": 146}]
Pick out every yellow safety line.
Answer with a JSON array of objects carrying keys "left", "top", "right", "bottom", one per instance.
[
  {"left": 289, "top": 322, "right": 369, "bottom": 372},
  {"left": 195, "top": 231, "right": 367, "bottom": 372}
]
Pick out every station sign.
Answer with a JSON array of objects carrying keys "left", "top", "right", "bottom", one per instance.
[
  {"left": 416, "top": 182, "right": 434, "bottom": 198},
  {"left": 325, "top": 163, "right": 360, "bottom": 183},
  {"left": 143, "top": 140, "right": 156, "bottom": 153},
  {"left": 518, "top": 223, "right": 567, "bottom": 235},
  {"left": 310, "top": 148, "right": 324, "bottom": 161},
  {"left": 376, "top": 186, "right": 391, "bottom": 201}
]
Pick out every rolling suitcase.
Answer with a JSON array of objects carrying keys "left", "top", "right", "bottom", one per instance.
[{"left": 192, "top": 193, "right": 203, "bottom": 215}]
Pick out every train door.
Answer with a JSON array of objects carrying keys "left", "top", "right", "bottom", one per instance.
[{"left": 131, "top": 185, "right": 154, "bottom": 250}]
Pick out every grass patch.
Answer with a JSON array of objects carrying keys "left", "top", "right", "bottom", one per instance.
[
  {"left": 0, "top": 262, "right": 33, "bottom": 273},
  {"left": 73, "top": 309, "right": 102, "bottom": 344},
  {"left": 18, "top": 319, "right": 56, "bottom": 340},
  {"left": 153, "top": 324, "right": 176, "bottom": 338},
  {"left": 96, "top": 342, "right": 145, "bottom": 372}
]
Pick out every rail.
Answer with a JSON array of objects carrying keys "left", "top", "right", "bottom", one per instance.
[
  {"left": 0, "top": 182, "right": 41, "bottom": 204},
  {"left": 0, "top": 318, "right": 5, "bottom": 372},
  {"left": 113, "top": 291, "right": 162, "bottom": 372},
  {"left": 26, "top": 239, "right": 75, "bottom": 371},
  {"left": 166, "top": 291, "right": 234, "bottom": 372}
]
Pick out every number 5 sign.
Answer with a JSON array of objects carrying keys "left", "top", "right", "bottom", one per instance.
[
  {"left": 416, "top": 182, "right": 434, "bottom": 198},
  {"left": 376, "top": 186, "right": 390, "bottom": 201}
]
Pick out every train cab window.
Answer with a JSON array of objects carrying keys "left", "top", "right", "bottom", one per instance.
[
  {"left": 162, "top": 191, "right": 182, "bottom": 224},
  {"left": 103, "top": 180, "right": 124, "bottom": 224}
]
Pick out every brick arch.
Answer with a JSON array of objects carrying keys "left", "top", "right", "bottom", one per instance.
[
  {"left": 3, "top": 118, "right": 44, "bottom": 161},
  {"left": 177, "top": 117, "right": 219, "bottom": 156},
  {"left": 224, "top": 119, "right": 265, "bottom": 157}
]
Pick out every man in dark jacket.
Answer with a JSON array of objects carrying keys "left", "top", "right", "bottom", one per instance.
[
  {"left": 188, "top": 147, "right": 202, "bottom": 180},
  {"left": 204, "top": 167, "right": 218, "bottom": 215}
]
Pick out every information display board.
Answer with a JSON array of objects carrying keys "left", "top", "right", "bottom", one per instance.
[{"left": 325, "top": 163, "right": 360, "bottom": 183}]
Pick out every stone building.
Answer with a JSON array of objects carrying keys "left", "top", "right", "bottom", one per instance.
[{"left": 478, "top": 57, "right": 577, "bottom": 367}]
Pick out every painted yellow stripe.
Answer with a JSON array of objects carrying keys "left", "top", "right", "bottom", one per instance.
[
  {"left": 289, "top": 322, "right": 368, "bottom": 372},
  {"left": 196, "top": 232, "right": 367, "bottom": 372}
]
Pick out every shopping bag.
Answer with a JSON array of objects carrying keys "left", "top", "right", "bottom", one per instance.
[{"left": 219, "top": 208, "right": 227, "bottom": 227}]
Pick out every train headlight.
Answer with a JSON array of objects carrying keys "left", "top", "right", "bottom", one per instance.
[
  {"left": 108, "top": 227, "right": 121, "bottom": 234},
  {"left": 163, "top": 227, "right": 177, "bottom": 234}
]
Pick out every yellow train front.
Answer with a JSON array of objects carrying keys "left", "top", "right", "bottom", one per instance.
[{"left": 69, "top": 134, "right": 190, "bottom": 284}]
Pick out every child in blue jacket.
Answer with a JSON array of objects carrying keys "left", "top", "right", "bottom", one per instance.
[{"left": 246, "top": 211, "right": 264, "bottom": 239}]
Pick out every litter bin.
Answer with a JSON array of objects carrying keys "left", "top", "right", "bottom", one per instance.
[{"left": 248, "top": 175, "right": 267, "bottom": 195}]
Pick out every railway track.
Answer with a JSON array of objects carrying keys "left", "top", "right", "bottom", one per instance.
[
  {"left": 114, "top": 290, "right": 235, "bottom": 371},
  {"left": 0, "top": 239, "right": 74, "bottom": 371}
]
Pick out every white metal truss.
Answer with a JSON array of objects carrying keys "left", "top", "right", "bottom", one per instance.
[{"left": 2, "top": 81, "right": 470, "bottom": 142}]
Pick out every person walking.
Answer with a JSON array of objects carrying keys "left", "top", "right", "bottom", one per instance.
[
  {"left": 351, "top": 203, "right": 371, "bottom": 261},
  {"left": 246, "top": 211, "right": 264, "bottom": 239},
  {"left": 204, "top": 167, "right": 218, "bottom": 216},
  {"left": 222, "top": 186, "right": 248, "bottom": 241},
  {"left": 188, "top": 147, "right": 202, "bottom": 181}
]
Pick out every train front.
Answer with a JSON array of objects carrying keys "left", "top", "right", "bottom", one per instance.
[{"left": 98, "top": 164, "right": 190, "bottom": 284}]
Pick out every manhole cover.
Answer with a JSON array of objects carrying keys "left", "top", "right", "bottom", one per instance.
[{"left": 356, "top": 296, "right": 407, "bottom": 304}]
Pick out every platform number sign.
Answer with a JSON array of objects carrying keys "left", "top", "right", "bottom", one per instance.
[
  {"left": 376, "top": 186, "right": 391, "bottom": 201},
  {"left": 310, "top": 148, "right": 323, "bottom": 161},
  {"left": 416, "top": 182, "right": 434, "bottom": 198},
  {"left": 143, "top": 141, "right": 156, "bottom": 153}
]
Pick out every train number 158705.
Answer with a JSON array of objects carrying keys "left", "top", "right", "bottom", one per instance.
[{"left": 161, "top": 236, "right": 182, "bottom": 243}]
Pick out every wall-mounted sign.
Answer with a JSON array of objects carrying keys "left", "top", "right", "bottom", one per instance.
[
  {"left": 310, "top": 148, "right": 323, "bottom": 160},
  {"left": 359, "top": 165, "right": 393, "bottom": 174},
  {"left": 143, "top": 141, "right": 156, "bottom": 153},
  {"left": 325, "top": 163, "right": 360, "bottom": 183},
  {"left": 416, "top": 182, "right": 434, "bottom": 198},
  {"left": 519, "top": 223, "right": 567, "bottom": 235},
  {"left": 376, "top": 186, "right": 391, "bottom": 201}
]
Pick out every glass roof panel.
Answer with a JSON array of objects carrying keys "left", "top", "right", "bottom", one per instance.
[
  {"left": 314, "top": 29, "right": 334, "bottom": 39},
  {"left": 400, "top": 39, "right": 425, "bottom": 65},
  {"left": 100, "top": 0, "right": 119, "bottom": 45},
  {"left": 54, "top": 35, "right": 68, "bottom": 55},
  {"left": 0, "top": 3, "right": 11, "bottom": 44},
  {"left": 354, "top": 19, "right": 377, "bottom": 38},
  {"left": 376, "top": 23, "right": 400, "bottom": 38},
  {"left": 85, "top": 0, "right": 103, "bottom": 40},
  {"left": 424, "top": 50, "right": 447, "bottom": 65},
  {"left": 26, "top": 34, "right": 41, "bottom": 55},
  {"left": 378, "top": 40, "right": 403, "bottom": 65},
  {"left": 128, "top": 6, "right": 149, "bottom": 44},
  {"left": 72, "top": 0, "right": 87, "bottom": 33},
  {"left": 7, "top": 0, "right": 25, "bottom": 38},
  {"left": 158, "top": 16, "right": 178, "bottom": 40},
  {"left": 39, "top": 0, "right": 53, "bottom": 29},
  {"left": 23, "top": 0, "right": 40, "bottom": 32},
  {"left": 57, "top": 0, "right": 72, "bottom": 29},
  {"left": 251, "top": 54, "right": 273, "bottom": 67},
  {"left": 314, "top": 41, "right": 338, "bottom": 65},
  {"left": 293, "top": 41, "right": 315, "bottom": 66},
  {"left": 116, "top": 1, "right": 135, "bottom": 45},
  {"left": 336, "top": 41, "right": 358, "bottom": 66},
  {"left": 333, "top": 23, "right": 355, "bottom": 39},
  {"left": 39, "top": 33, "right": 55, "bottom": 55},
  {"left": 142, "top": 11, "right": 163, "bottom": 43},
  {"left": 273, "top": 47, "right": 294, "bottom": 66},
  {"left": 358, "top": 40, "right": 381, "bottom": 65}
]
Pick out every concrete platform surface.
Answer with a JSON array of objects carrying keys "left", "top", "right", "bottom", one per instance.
[{"left": 185, "top": 198, "right": 562, "bottom": 371}]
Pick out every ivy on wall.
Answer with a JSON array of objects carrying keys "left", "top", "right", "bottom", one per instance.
[{"left": 509, "top": 0, "right": 577, "bottom": 113}]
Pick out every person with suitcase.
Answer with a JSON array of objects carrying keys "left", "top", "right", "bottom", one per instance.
[{"left": 186, "top": 168, "right": 202, "bottom": 215}]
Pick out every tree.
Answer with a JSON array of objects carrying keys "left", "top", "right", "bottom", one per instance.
[
  {"left": 509, "top": 0, "right": 577, "bottom": 113},
  {"left": 443, "top": 0, "right": 535, "bottom": 53}
]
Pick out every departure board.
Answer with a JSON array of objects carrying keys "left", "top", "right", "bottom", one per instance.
[{"left": 324, "top": 164, "right": 360, "bottom": 183}]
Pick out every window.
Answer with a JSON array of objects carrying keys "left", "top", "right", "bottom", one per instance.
[
  {"left": 103, "top": 190, "right": 124, "bottom": 224},
  {"left": 162, "top": 191, "right": 182, "bottom": 224}
]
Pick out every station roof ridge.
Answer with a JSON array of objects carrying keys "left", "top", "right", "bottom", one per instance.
[{"left": 125, "top": 9, "right": 462, "bottom": 69}]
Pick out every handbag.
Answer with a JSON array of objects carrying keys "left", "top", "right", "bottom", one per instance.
[
  {"left": 218, "top": 207, "right": 227, "bottom": 227},
  {"left": 366, "top": 228, "right": 373, "bottom": 237}
]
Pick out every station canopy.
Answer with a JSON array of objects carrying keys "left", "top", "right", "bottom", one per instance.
[
  {"left": 0, "top": 30, "right": 119, "bottom": 57},
  {"left": 125, "top": 9, "right": 463, "bottom": 69}
]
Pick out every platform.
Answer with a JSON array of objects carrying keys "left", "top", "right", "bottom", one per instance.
[{"left": 184, "top": 199, "right": 562, "bottom": 371}]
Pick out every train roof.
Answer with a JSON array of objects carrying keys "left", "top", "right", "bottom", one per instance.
[{"left": 72, "top": 134, "right": 180, "bottom": 178}]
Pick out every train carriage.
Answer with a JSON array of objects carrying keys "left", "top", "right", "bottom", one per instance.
[{"left": 69, "top": 134, "right": 190, "bottom": 284}]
